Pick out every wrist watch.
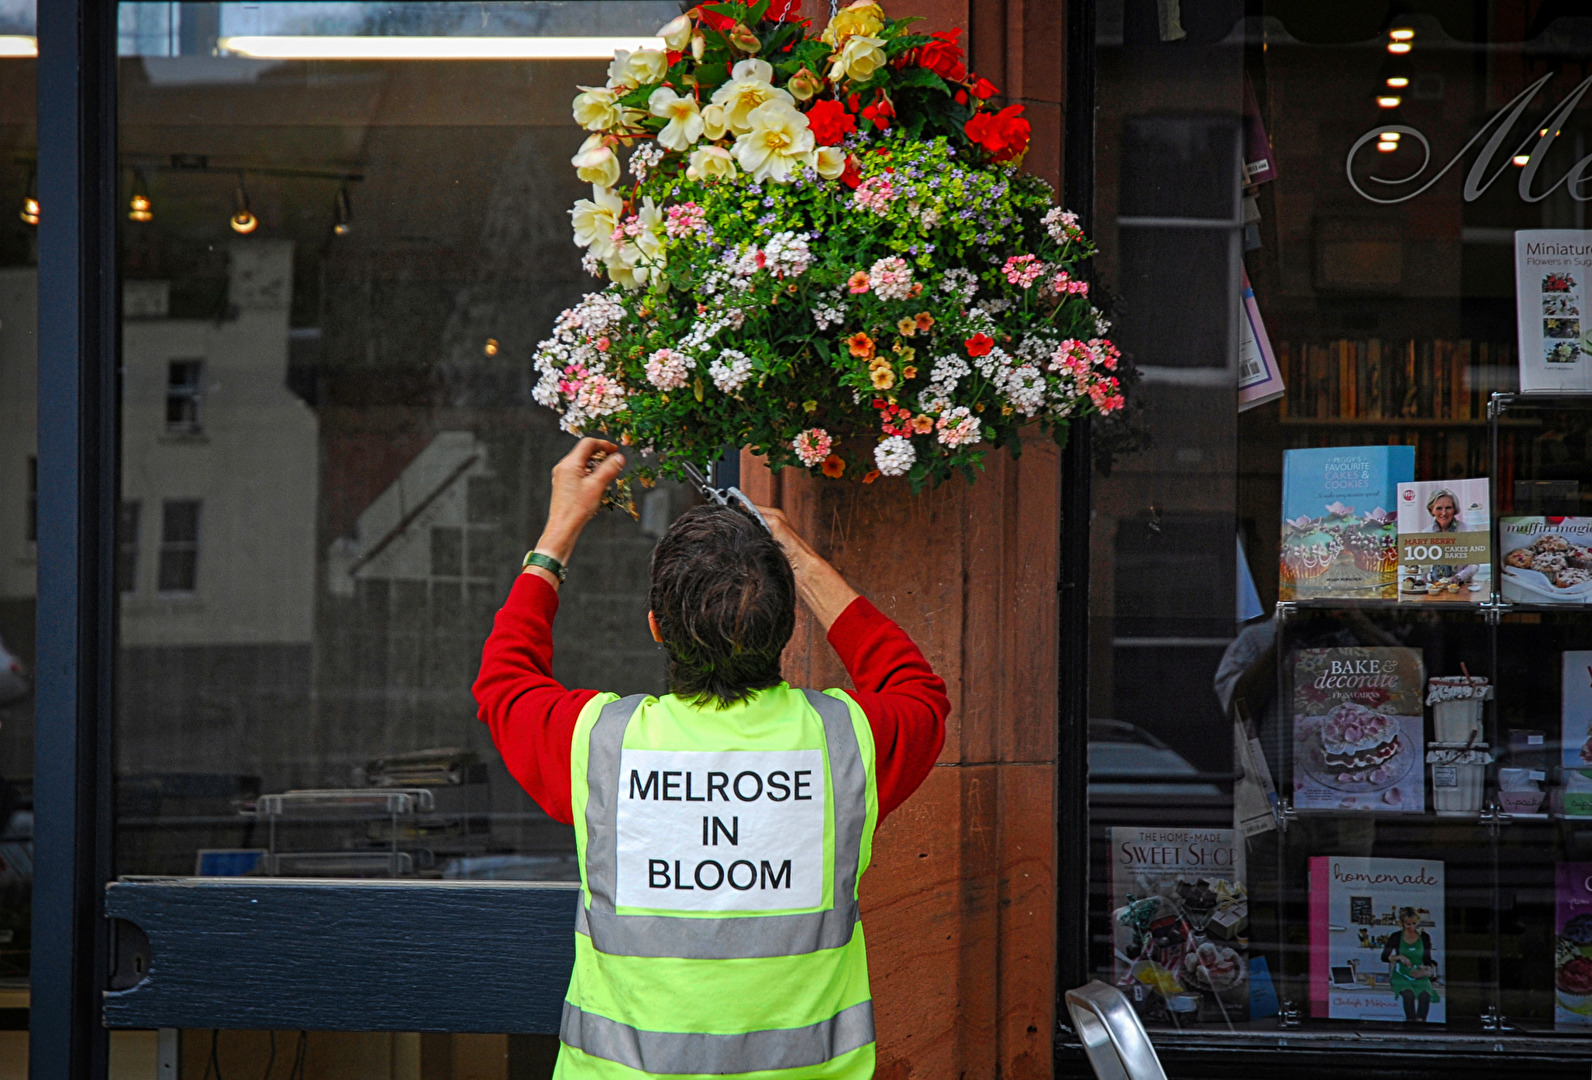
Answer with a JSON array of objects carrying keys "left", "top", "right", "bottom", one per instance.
[{"left": 523, "top": 550, "right": 568, "bottom": 583}]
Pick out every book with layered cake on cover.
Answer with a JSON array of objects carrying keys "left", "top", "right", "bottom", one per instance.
[
  {"left": 1280, "top": 446, "right": 1414, "bottom": 601},
  {"left": 1292, "top": 647, "right": 1426, "bottom": 813},
  {"left": 1109, "top": 827, "right": 1248, "bottom": 1025},
  {"left": 1556, "top": 863, "right": 1592, "bottom": 1028},
  {"left": 1309, "top": 856, "right": 1445, "bottom": 1023}
]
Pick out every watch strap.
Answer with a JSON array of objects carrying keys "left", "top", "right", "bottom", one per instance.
[{"left": 523, "top": 550, "right": 568, "bottom": 583}]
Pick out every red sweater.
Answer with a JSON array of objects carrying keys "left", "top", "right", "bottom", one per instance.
[{"left": 474, "top": 573, "right": 949, "bottom": 825}]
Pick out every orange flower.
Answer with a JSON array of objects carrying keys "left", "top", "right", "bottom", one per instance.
[
  {"left": 901, "top": 365, "right": 918, "bottom": 380},
  {"left": 870, "top": 366, "right": 896, "bottom": 389},
  {"left": 847, "top": 332, "right": 875, "bottom": 358},
  {"left": 897, "top": 317, "right": 917, "bottom": 337},
  {"left": 915, "top": 312, "right": 935, "bottom": 331},
  {"left": 908, "top": 282, "right": 924, "bottom": 297},
  {"left": 847, "top": 271, "right": 871, "bottom": 294},
  {"left": 821, "top": 454, "right": 846, "bottom": 478},
  {"left": 912, "top": 413, "right": 934, "bottom": 433},
  {"left": 862, "top": 469, "right": 881, "bottom": 484}
]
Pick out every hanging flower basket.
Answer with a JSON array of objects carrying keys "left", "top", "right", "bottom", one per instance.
[{"left": 534, "top": 1, "right": 1125, "bottom": 488}]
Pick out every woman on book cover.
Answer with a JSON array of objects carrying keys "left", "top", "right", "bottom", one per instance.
[
  {"left": 1382, "top": 907, "right": 1440, "bottom": 1021},
  {"left": 1424, "top": 489, "right": 1477, "bottom": 586}
]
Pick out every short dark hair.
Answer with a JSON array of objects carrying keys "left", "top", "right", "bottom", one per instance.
[{"left": 649, "top": 504, "right": 795, "bottom": 707}]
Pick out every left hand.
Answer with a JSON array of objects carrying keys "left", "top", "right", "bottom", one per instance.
[{"left": 532, "top": 438, "right": 626, "bottom": 569}]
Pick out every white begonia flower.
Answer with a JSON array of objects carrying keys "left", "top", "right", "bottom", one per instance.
[
  {"left": 607, "top": 50, "right": 638, "bottom": 88},
  {"left": 701, "top": 103, "right": 730, "bottom": 140},
  {"left": 570, "top": 185, "right": 624, "bottom": 260},
  {"left": 691, "top": 30, "right": 706, "bottom": 60},
  {"left": 608, "top": 197, "right": 666, "bottom": 289},
  {"left": 658, "top": 13, "right": 693, "bottom": 51},
  {"left": 573, "top": 86, "right": 625, "bottom": 131},
  {"left": 626, "top": 48, "right": 669, "bottom": 86},
  {"left": 571, "top": 144, "right": 621, "bottom": 187},
  {"left": 828, "top": 34, "right": 886, "bottom": 84},
  {"left": 688, "top": 145, "right": 738, "bottom": 180},
  {"left": 648, "top": 87, "right": 705, "bottom": 152},
  {"left": 732, "top": 99, "right": 816, "bottom": 183},
  {"left": 710, "top": 59, "right": 794, "bottom": 134},
  {"left": 815, "top": 145, "right": 847, "bottom": 179}
]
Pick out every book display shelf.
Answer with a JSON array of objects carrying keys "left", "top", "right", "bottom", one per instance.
[{"left": 1264, "top": 393, "right": 1592, "bottom": 1047}]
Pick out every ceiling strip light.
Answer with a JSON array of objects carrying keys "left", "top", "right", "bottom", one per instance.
[
  {"left": 0, "top": 35, "right": 37, "bottom": 57},
  {"left": 218, "top": 35, "right": 663, "bottom": 60}
]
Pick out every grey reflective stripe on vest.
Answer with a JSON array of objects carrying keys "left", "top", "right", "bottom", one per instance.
[
  {"left": 578, "top": 689, "right": 867, "bottom": 960},
  {"left": 561, "top": 999, "right": 874, "bottom": 1075}
]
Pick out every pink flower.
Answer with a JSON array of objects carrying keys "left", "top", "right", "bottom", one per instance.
[
  {"left": 644, "top": 348, "right": 693, "bottom": 390},
  {"left": 852, "top": 176, "right": 897, "bottom": 215},
  {"left": 936, "top": 406, "right": 981, "bottom": 447},
  {"left": 1050, "top": 270, "right": 1089, "bottom": 296},
  {"left": 1002, "top": 254, "right": 1043, "bottom": 288},
  {"left": 868, "top": 256, "right": 913, "bottom": 301},
  {"left": 847, "top": 271, "right": 871, "bottom": 294},
  {"left": 793, "top": 428, "right": 834, "bottom": 468},
  {"left": 664, "top": 202, "right": 707, "bottom": 239}
]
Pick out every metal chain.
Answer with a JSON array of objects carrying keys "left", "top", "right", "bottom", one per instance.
[{"left": 830, "top": 0, "right": 839, "bottom": 19}]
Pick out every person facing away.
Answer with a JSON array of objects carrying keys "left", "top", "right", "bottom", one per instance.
[{"left": 473, "top": 437, "right": 950, "bottom": 1080}]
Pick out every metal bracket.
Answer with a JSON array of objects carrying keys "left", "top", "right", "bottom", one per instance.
[
  {"left": 1480, "top": 1004, "right": 1511, "bottom": 1031},
  {"left": 1277, "top": 795, "right": 1296, "bottom": 833},
  {"left": 1275, "top": 600, "right": 1296, "bottom": 624},
  {"left": 1487, "top": 392, "right": 1514, "bottom": 422},
  {"left": 1279, "top": 1000, "right": 1302, "bottom": 1028}
]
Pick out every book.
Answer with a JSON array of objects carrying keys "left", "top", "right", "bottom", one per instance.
[
  {"left": 1109, "top": 827, "right": 1248, "bottom": 1025},
  {"left": 1395, "top": 479, "right": 1491, "bottom": 602},
  {"left": 1499, "top": 518, "right": 1592, "bottom": 604},
  {"left": 1291, "top": 647, "right": 1426, "bottom": 813},
  {"left": 1309, "top": 856, "right": 1445, "bottom": 1022},
  {"left": 1280, "top": 446, "right": 1414, "bottom": 600},
  {"left": 1562, "top": 652, "right": 1592, "bottom": 817},
  {"left": 1515, "top": 229, "right": 1592, "bottom": 393},
  {"left": 1238, "top": 269, "right": 1285, "bottom": 412},
  {"left": 1556, "top": 863, "right": 1592, "bottom": 1029}
]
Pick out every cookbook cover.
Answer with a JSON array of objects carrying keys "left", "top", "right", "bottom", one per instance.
[
  {"left": 1292, "top": 647, "right": 1426, "bottom": 813},
  {"left": 1563, "top": 652, "right": 1592, "bottom": 817},
  {"left": 1501, "top": 517, "right": 1592, "bottom": 604},
  {"left": 1110, "top": 827, "right": 1248, "bottom": 1025},
  {"left": 1515, "top": 230, "right": 1592, "bottom": 393},
  {"left": 1238, "top": 268, "right": 1285, "bottom": 412},
  {"left": 1396, "top": 479, "right": 1491, "bottom": 602},
  {"left": 1309, "top": 856, "right": 1445, "bottom": 1022},
  {"left": 1556, "top": 863, "right": 1592, "bottom": 1028},
  {"left": 1280, "top": 446, "right": 1414, "bottom": 600}
]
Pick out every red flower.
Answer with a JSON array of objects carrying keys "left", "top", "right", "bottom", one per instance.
[
  {"left": 839, "top": 154, "right": 863, "bottom": 189},
  {"left": 954, "top": 89, "right": 968, "bottom": 105},
  {"left": 965, "top": 333, "right": 995, "bottom": 357},
  {"left": 971, "top": 76, "right": 1000, "bottom": 100},
  {"left": 860, "top": 95, "right": 895, "bottom": 131},
  {"left": 666, "top": 50, "right": 684, "bottom": 64},
  {"left": 805, "top": 99, "right": 857, "bottom": 146},
  {"left": 765, "top": 0, "right": 805, "bottom": 21},
  {"left": 694, "top": 6, "right": 735, "bottom": 32},
  {"left": 917, "top": 28, "right": 967, "bottom": 82},
  {"left": 964, "top": 104, "right": 1029, "bottom": 162},
  {"left": 846, "top": 92, "right": 861, "bottom": 112}
]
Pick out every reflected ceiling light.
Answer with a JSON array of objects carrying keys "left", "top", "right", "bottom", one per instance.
[
  {"left": 0, "top": 35, "right": 36, "bottom": 57},
  {"left": 333, "top": 186, "right": 353, "bottom": 237},
  {"left": 1386, "top": 41, "right": 1412, "bottom": 54},
  {"left": 230, "top": 175, "right": 258, "bottom": 234},
  {"left": 1385, "top": 76, "right": 1410, "bottom": 88},
  {"left": 1377, "top": 140, "right": 1399, "bottom": 152},
  {"left": 1380, "top": 131, "right": 1402, "bottom": 141},
  {"left": 128, "top": 172, "right": 153, "bottom": 223},
  {"left": 1513, "top": 154, "right": 1531, "bottom": 167},
  {"left": 1377, "top": 95, "right": 1402, "bottom": 108},
  {"left": 19, "top": 167, "right": 37, "bottom": 226},
  {"left": 217, "top": 35, "right": 664, "bottom": 60},
  {"left": 1388, "top": 28, "right": 1415, "bottom": 41},
  {"left": 483, "top": 338, "right": 500, "bottom": 357}
]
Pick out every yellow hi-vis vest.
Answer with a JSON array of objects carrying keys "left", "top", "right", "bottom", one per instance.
[{"left": 558, "top": 684, "right": 879, "bottom": 1080}]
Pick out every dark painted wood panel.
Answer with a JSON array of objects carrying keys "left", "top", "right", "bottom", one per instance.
[{"left": 103, "top": 879, "right": 579, "bottom": 1033}]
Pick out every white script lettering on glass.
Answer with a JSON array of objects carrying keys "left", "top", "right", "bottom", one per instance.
[
  {"left": 1347, "top": 74, "right": 1592, "bottom": 205},
  {"left": 614, "top": 748, "right": 826, "bottom": 913}
]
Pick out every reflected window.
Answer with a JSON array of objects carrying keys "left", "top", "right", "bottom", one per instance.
[
  {"left": 157, "top": 499, "right": 199, "bottom": 593},
  {"left": 164, "top": 358, "right": 202, "bottom": 434}
]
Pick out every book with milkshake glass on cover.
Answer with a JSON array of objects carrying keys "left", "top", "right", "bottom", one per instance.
[
  {"left": 1291, "top": 647, "right": 1426, "bottom": 814},
  {"left": 1280, "top": 446, "right": 1414, "bottom": 601}
]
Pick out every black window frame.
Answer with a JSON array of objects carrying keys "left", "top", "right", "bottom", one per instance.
[{"left": 162, "top": 358, "right": 203, "bottom": 435}]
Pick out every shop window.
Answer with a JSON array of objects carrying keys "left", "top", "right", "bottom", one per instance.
[
  {"left": 157, "top": 500, "right": 200, "bottom": 593},
  {"left": 117, "top": 501, "right": 140, "bottom": 594},
  {"left": 164, "top": 359, "right": 203, "bottom": 435}
]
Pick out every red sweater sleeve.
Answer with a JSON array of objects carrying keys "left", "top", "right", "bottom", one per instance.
[
  {"left": 826, "top": 597, "right": 949, "bottom": 821},
  {"left": 473, "top": 580, "right": 948, "bottom": 827},
  {"left": 472, "top": 573, "right": 594, "bottom": 825}
]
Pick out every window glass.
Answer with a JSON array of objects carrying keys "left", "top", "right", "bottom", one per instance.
[
  {"left": 0, "top": 0, "right": 36, "bottom": 999},
  {"left": 113, "top": 0, "right": 684, "bottom": 886},
  {"left": 1089, "top": 0, "right": 1592, "bottom": 1052}
]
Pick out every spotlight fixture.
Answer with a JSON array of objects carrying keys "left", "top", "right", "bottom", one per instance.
[
  {"left": 1379, "top": 131, "right": 1402, "bottom": 142},
  {"left": 1386, "top": 76, "right": 1410, "bottom": 88},
  {"left": 1377, "top": 95, "right": 1402, "bottom": 109},
  {"left": 1377, "top": 140, "right": 1399, "bottom": 153},
  {"left": 1388, "top": 28, "right": 1415, "bottom": 41},
  {"left": 1513, "top": 154, "right": 1531, "bottom": 167},
  {"left": 332, "top": 186, "right": 353, "bottom": 236},
  {"left": 1387, "top": 41, "right": 1411, "bottom": 54},
  {"left": 18, "top": 168, "right": 37, "bottom": 226},
  {"left": 230, "top": 175, "right": 258, "bottom": 234},
  {"left": 128, "top": 171, "right": 153, "bottom": 222}
]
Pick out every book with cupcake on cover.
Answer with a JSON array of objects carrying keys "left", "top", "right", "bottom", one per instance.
[
  {"left": 1310, "top": 856, "right": 1445, "bottom": 1022},
  {"left": 1556, "top": 863, "right": 1592, "bottom": 1028},
  {"left": 1280, "top": 446, "right": 1414, "bottom": 601},
  {"left": 1109, "top": 827, "right": 1248, "bottom": 1025},
  {"left": 1500, "top": 518, "right": 1592, "bottom": 604},
  {"left": 1292, "top": 647, "right": 1426, "bottom": 813}
]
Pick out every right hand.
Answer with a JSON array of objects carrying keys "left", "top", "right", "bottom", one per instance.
[
  {"left": 755, "top": 504, "right": 860, "bottom": 631},
  {"left": 536, "top": 437, "right": 626, "bottom": 564}
]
